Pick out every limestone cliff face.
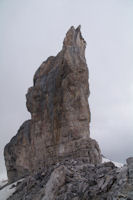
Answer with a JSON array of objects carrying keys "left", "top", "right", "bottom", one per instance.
[{"left": 4, "top": 26, "right": 101, "bottom": 183}]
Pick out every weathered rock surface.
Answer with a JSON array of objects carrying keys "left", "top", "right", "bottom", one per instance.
[
  {"left": 4, "top": 26, "right": 101, "bottom": 183},
  {"left": 7, "top": 158, "right": 133, "bottom": 200}
]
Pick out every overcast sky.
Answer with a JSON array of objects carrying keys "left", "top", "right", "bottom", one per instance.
[{"left": 0, "top": 0, "right": 133, "bottom": 179}]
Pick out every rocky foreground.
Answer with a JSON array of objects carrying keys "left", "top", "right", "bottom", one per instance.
[{"left": 5, "top": 157, "right": 133, "bottom": 200}]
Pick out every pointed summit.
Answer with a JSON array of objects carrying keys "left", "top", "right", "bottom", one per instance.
[
  {"left": 4, "top": 26, "right": 101, "bottom": 183},
  {"left": 63, "top": 26, "right": 86, "bottom": 57}
]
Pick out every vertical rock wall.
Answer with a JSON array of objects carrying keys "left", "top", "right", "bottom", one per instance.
[{"left": 4, "top": 26, "right": 101, "bottom": 183}]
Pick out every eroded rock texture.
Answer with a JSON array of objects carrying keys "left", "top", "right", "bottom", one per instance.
[
  {"left": 4, "top": 26, "right": 101, "bottom": 183},
  {"left": 7, "top": 158, "right": 133, "bottom": 200}
]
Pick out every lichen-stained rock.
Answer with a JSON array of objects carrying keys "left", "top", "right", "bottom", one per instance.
[{"left": 4, "top": 26, "right": 101, "bottom": 183}]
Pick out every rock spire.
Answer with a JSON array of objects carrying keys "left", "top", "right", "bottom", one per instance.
[{"left": 4, "top": 26, "right": 101, "bottom": 183}]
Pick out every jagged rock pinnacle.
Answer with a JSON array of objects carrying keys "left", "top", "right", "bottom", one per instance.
[
  {"left": 63, "top": 25, "right": 86, "bottom": 58},
  {"left": 4, "top": 26, "right": 101, "bottom": 183}
]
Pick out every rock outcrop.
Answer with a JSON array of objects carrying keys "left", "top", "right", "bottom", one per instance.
[
  {"left": 7, "top": 157, "right": 133, "bottom": 200},
  {"left": 4, "top": 26, "right": 101, "bottom": 183}
]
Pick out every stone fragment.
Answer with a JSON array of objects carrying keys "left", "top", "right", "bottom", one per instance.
[{"left": 42, "top": 166, "right": 66, "bottom": 200}]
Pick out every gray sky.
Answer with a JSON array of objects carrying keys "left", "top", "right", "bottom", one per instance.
[{"left": 0, "top": 0, "right": 133, "bottom": 179}]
